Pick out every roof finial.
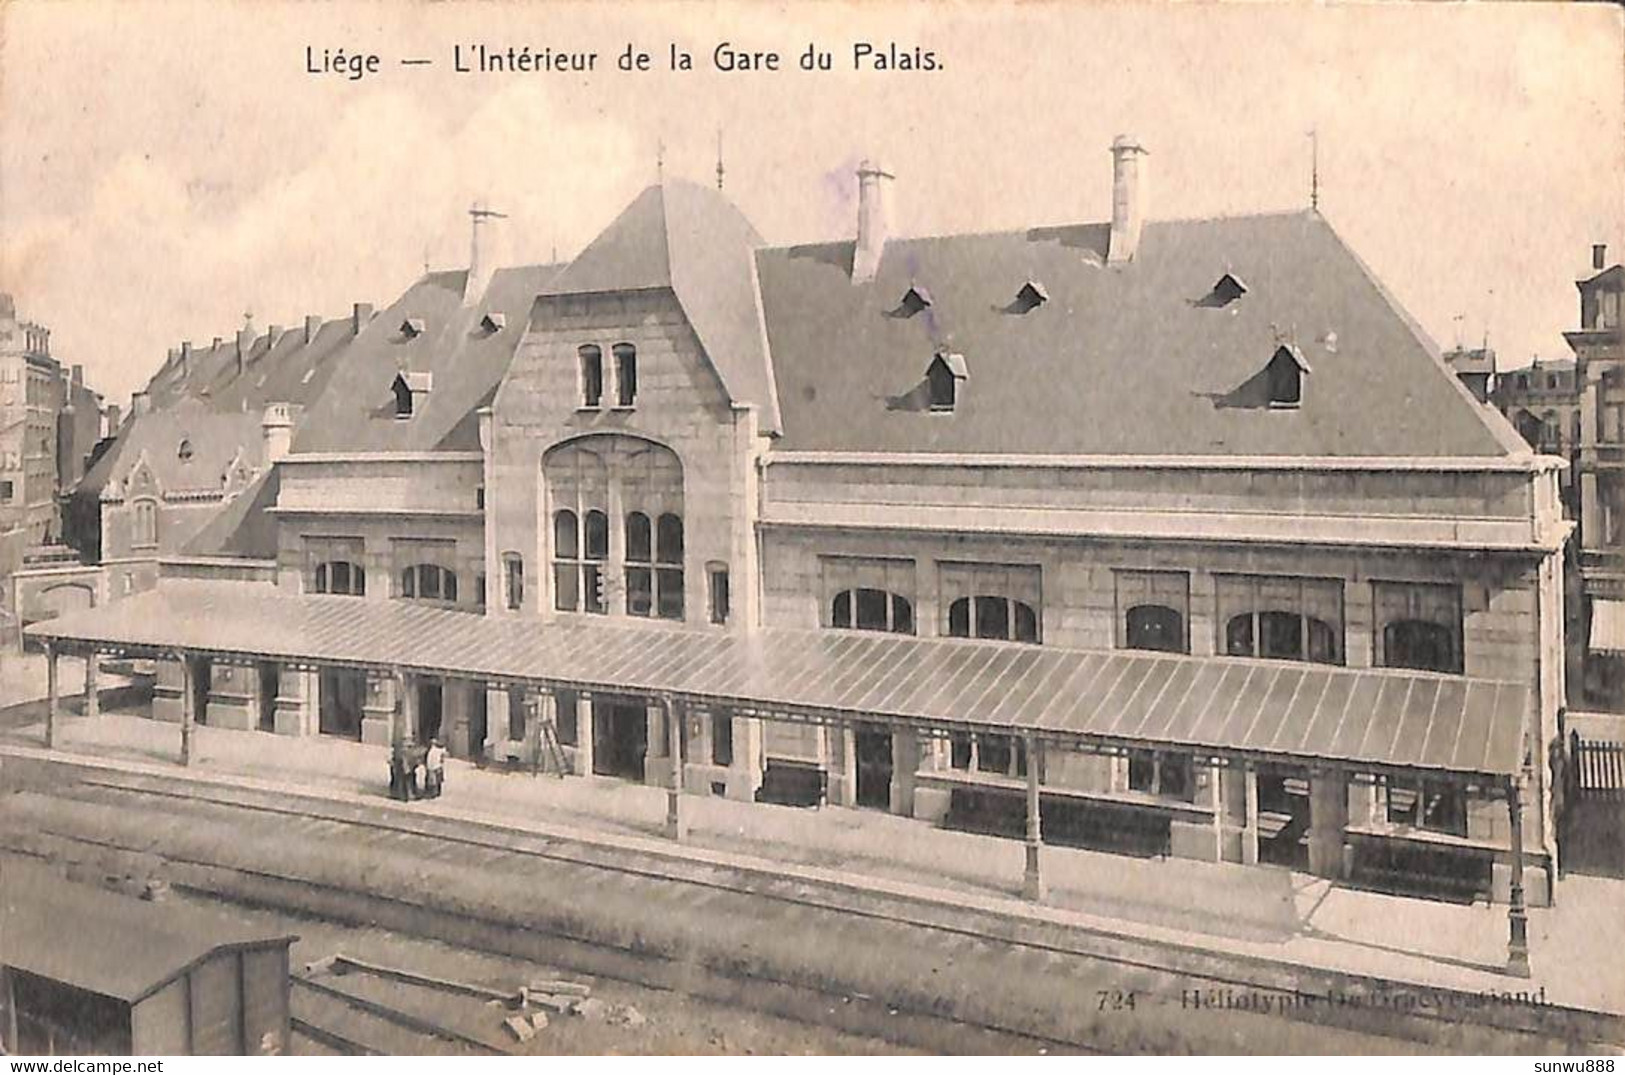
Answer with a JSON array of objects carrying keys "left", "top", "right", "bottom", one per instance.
[
  {"left": 656, "top": 138, "right": 665, "bottom": 183},
  {"left": 1308, "top": 128, "right": 1320, "bottom": 211},
  {"left": 716, "top": 128, "right": 725, "bottom": 191}
]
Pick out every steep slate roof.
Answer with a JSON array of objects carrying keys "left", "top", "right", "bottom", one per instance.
[
  {"left": 293, "top": 264, "right": 559, "bottom": 453},
  {"left": 755, "top": 210, "right": 1526, "bottom": 457},
  {"left": 544, "top": 180, "right": 782, "bottom": 433},
  {"left": 93, "top": 398, "right": 263, "bottom": 496},
  {"left": 181, "top": 467, "right": 281, "bottom": 558},
  {"left": 208, "top": 319, "right": 358, "bottom": 415}
]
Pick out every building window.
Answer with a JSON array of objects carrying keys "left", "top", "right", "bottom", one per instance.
[
  {"left": 399, "top": 563, "right": 458, "bottom": 602},
  {"left": 925, "top": 351, "right": 967, "bottom": 412},
  {"left": 1125, "top": 605, "right": 1184, "bottom": 653},
  {"left": 312, "top": 560, "right": 366, "bottom": 596},
  {"left": 1373, "top": 581, "right": 1463, "bottom": 674},
  {"left": 832, "top": 588, "right": 914, "bottom": 633},
  {"left": 613, "top": 343, "right": 637, "bottom": 407},
  {"left": 0, "top": 480, "right": 11, "bottom": 503},
  {"left": 508, "top": 692, "right": 528, "bottom": 741},
  {"left": 1115, "top": 570, "right": 1189, "bottom": 653},
  {"left": 1385, "top": 778, "right": 1467, "bottom": 837},
  {"left": 946, "top": 596, "right": 1039, "bottom": 643},
  {"left": 948, "top": 731, "right": 1027, "bottom": 778},
  {"left": 392, "top": 378, "right": 414, "bottom": 418},
  {"left": 131, "top": 499, "right": 159, "bottom": 548},
  {"left": 1127, "top": 749, "right": 1194, "bottom": 801},
  {"left": 712, "top": 711, "right": 734, "bottom": 767},
  {"left": 554, "top": 690, "right": 578, "bottom": 746},
  {"left": 1216, "top": 574, "right": 1343, "bottom": 665},
  {"left": 1266, "top": 345, "right": 1309, "bottom": 408},
  {"left": 578, "top": 345, "right": 603, "bottom": 408},
  {"left": 503, "top": 553, "right": 524, "bottom": 611},
  {"left": 177, "top": 439, "right": 193, "bottom": 463},
  {"left": 623, "top": 511, "right": 683, "bottom": 619},
  {"left": 708, "top": 564, "right": 731, "bottom": 626},
  {"left": 553, "top": 508, "right": 608, "bottom": 613}
]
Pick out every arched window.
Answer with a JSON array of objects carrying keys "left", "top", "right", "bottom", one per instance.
[
  {"left": 312, "top": 560, "right": 366, "bottom": 596},
  {"left": 613, "top": 343, "right": 638, "bottom": 407},
  {"left": 928, "top": 362, "right": 957, "bottom": 410},
  {"left": 400, "top": 564, "right": 457, "bottom": 602},
  {"left": 1383, "top": 620, "right": 1459, "bottom": 674},
  {"left": 625, "top": 511, "right": 653, "bottom": 616},
  {"left": 947, "top": 595, "right": 1039, "bottom": 643},
  {"left": 546, "top": 435, "right": 682, "bottom": 618},
  {"left": 1226, "top": 610, "right": 1340, "bottom": 664},
  {"left": 502, "top": 553, "right": 524, "bottom": 611},
  {"left": 832, "top": 588, "right": 914, "bottom": 634},
  {"left": 1125, "top": 604, "right": 1184, "bottom": 652},
  {"left": 131, "top": 499, "right": 158, "bottom": 548},
  {"left": 578, "top": 345, "right": 603, "bottom": 408}
]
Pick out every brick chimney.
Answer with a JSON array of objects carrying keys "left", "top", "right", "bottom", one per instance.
[
  {"left": 131, "top": 391, "right": 150, "bottom": 416},
  {"left": 179, "top": 341, "right": 192, "bottom": 374},
  {"left": 1595, "top": 243, "right": 1609, "bottom": 272},
  {"left": 353, "top": 303, "right": 374, "bottom": 335},
  {"left": 71, "top": 364, "right": 83, "bottom": 387},
  {"left": 852, "top": 159, "right": 894, "bottom": 284},
  {"left": 103, "top": 403, "right": 120, "bottom": 434},
  {"left": 1107, "top": 135, "right": 1149, "bottom": 265},
  {"left": 304, "top": 314, "right": 322, "bottom": 345}
]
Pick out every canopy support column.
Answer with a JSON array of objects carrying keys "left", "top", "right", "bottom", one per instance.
[
  {"left": 178, "top": 652, "right": 195, "bottom": 767},
  {"left": 1507, "top": 776, "right": 1532, "bottom": 977},
  {"left": 83, "top": 650, "right": 99, "bottom": 720},
  {"left": 1022, "top": 733, "right": 1045, "bottom": 901},
  {"left": 663, "top": 695, "right": 687, "bottom": 842},
  {"left": 1242, "top": 766, "right": 1260, "bottom": 865},
  {"left": 396, "top": 670, "right": 417, "bottom": 747},
  {"left": 44, "top": 643, "right": 59, "bottom": 750}
]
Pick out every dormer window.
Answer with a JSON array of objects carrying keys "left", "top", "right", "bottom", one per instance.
[
  {"left": 392, "top": 371, "right": 432, "bottom": 419},
  {"left": 578, "top": 345, "right": 603, "bottom": 408},
  {"left": 399, "top": 317, "right": 426, "bottom": 339},
  {"left": 479, "top": 312, "right": 506, "bottom": 333},
  {"left": 927, "top": 351, "right": 968, "bottom": 412},
  {"left": 177, "top": 438, "right": 193, "bottom": 463},
  {"left": 1201, "top": 273, "right": 1249, "bottom": 308},
  {"left": 1266, "top": 344, "right": 1310, "bottom": 409},
  {"left": 897, "top": 285, "right": 932, "bottom": 317},
  {"left": 1014, "top": 280, "right": 1048, "bottom": 312}
]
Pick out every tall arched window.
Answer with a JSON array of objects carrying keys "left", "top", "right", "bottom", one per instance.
[
  {"left": 131, "top": 499, "right": 158, "bottom": 548},
  {"left": 313, "top": 560, "right": 366, "bottom": 596},
  {"left": 832, "top": 588, "right": 914, "bottom": 633},
  {"left": 1125, "top": 604, "right": 1184, "bottom": 652},
  {"left": 502, "top": 552, "right": 524, "bottom": 611},
  {"left": 546, "top": 435, "right": 683, "bottom": 619},
  {"left": 613, "top": 342, "right": 638, "bottom": 407},
  {"left": 1373, "top": 581, "right": 1463, "bottom": 674},
  {"left": 947, "top": 595, "right": 1039, "bottom": 643},
  {"left": 578, "top": 345, "right": 603, "bottom": 408},
  {"left": 400, "top": 563, "right": 457, "bottom": 602}
]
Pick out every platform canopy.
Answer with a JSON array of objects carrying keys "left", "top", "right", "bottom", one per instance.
[{"left": 28, "top": 580, "right": 1530, "bottom": 780}]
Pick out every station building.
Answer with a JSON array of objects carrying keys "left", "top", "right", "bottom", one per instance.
[{"left": 30, "top": 139, "right": 1569, "bottom": 965}]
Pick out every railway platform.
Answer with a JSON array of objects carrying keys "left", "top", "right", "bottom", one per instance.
[{"left": 3, "top": 702, "right": 1623, "bottom": 1020}]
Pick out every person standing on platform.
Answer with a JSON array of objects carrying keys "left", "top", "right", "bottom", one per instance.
[{"left": 425, "top": 738, "right": 446, "bottom": 798}]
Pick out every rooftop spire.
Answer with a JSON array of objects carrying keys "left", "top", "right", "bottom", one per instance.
[
  {"left": 716, "top": 128, "right": 725, "bottom": 191},
  {"left": 1308, "top": 128, "right": 1320, "bottom": 211}
]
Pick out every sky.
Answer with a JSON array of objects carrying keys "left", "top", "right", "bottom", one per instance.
[{"left": 1, "top": 1, "right": 1621, "bottom": 408}]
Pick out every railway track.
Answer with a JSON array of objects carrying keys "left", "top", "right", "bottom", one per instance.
[{"left": 2, "top": 758, "right": 1618, "bottom": 1054}]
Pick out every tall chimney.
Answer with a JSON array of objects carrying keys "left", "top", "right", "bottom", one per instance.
[
  {"left": 179, "top": 341, "right": 192, "bottom": 373},
  {"left": 262, "top": 402, "right": 293, "bottom": 464},
  {"left": 130, "top": 391, "right": 150, "bottom": 417},
  {"left": 236, "top": 326, "right": 254, "bottom": 364},
  {"left": 71, "top": 364, "right": 83, "bottom": 387},
  {"left": 304, "top": 314, "right": 322, "bottom": 345},
  {"left": 464, "top": 202, "right": 506, "bottom": 306},
  {"left": 353, "top": 303, "right": 374, "bottom": 335},
  {"left": 1595, "top": 244, "right": 1609, "bottom": 272},
  {"left": 852, "top": 160, "right": 894, "bottom": 284},
  {"left": 103, "top": 403, "right": 121, "bottom": 435},
  {"left": 1107, "top": 135, "right": 1149, "bottom": 265}
]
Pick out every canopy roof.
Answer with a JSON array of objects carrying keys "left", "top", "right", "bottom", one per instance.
[{"left": 29, "top": 581, "right": 1528, "bottom": 779}]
